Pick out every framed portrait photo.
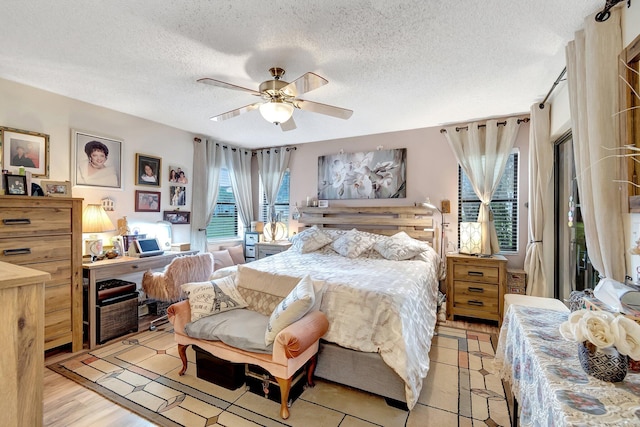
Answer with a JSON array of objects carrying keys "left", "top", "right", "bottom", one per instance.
[
  {"left": 135, "top": 190, "right": 161, "bottom": 212},
  {"left": 136, "top": 153, "right": 161, "bottom": 186},
  {"left": 4, "top": 174, "right": 28, "bottom": 195},
  {"left": 72, "top": 129, "right": 122, "bottom": 189},
  {"left": 168, "top": 165, "right": 188, "bottom": 184},
  {"left": 1, "top": 126, "right": 49, "bottom": 177},
  {"left": 41, "top": 180, "right": 71, "bottom": 197},
  {"left": 163, "top": 210, "right": 191, "bottom": 224},
  {"left": 169, "top": 185, "right": 187, "bottom": 206}
]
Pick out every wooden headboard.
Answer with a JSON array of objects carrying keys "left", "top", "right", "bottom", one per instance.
[{"left": 298, "top": 206, "right": 436, "bottom": 246}]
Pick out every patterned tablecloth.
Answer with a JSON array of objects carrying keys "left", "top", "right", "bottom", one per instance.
[{"left": 494, "top": 305, "right": 640, "bottom": 426}]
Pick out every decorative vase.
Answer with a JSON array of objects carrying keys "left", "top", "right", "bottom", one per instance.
[{"left": 578, "top": 341, "right": 628, "bottom": 382}]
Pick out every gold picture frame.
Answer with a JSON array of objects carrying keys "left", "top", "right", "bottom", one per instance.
[
  {"left": 41, "top": 180, "right": 71, "bottom": 197},
  {"left": 0, "top": 126, "right": 50, "bottom": 177}
]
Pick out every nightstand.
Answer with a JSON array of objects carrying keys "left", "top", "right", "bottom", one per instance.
[
  {"left": 446, "top": 253, "right": 507, "bottom": 324},
  {"left": 244, "top": 232, "right": 260, "bottom": 261},
  {"left": 256, "top": 241, "right": 292, "bottom": 259}
]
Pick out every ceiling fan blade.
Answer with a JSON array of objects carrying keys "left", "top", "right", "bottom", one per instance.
[
  {"left": 210, "top": 102, "right": 262, "bottom": 122},
  {"left": 198, "top": 78, "right": 261, "bottom": 96},
  {"left": 294, "top": 99, "right": 353, "bottom": 120},
  {"left": 279, "top": 116, "right": 297, "bottom": 132},
  {"left": 281, "top": 72, "right": 328, "bottom": 97}
]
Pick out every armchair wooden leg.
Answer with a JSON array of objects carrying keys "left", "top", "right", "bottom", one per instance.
[
  {"left": 177, "top": 344, "right": 189, "bottom": 376},
  {"left": 307, "top": 354, "right": 318, "bottom": 387},
  {"left": 275, "top": 376, "right": 292, "bottom": 419}
]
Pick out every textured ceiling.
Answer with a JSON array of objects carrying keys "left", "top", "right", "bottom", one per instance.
[{"left": 0, "top": 1, "right": 604, "bottom": 148}]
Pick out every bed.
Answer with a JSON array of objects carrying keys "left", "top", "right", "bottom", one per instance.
[{"left": 224, "top": 206, "right": 441, "bottom": 409}]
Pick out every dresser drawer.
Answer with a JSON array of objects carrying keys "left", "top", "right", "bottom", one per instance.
[
  {"left": 0, "top": 235, "right": 71, "bottom": 264},
  {"left": 0, "top": 207, "right": 71, "bottom": 237},
  {"left": 453, "top": 263, "right": 500, "bottom": 284}
]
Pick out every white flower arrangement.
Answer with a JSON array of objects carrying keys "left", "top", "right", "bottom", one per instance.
[{"left": 559, "top": 309, "right": 640, "bottom": 360}]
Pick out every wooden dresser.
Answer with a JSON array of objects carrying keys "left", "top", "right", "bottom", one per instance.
[
  {"left": 0, "top": 261, "right": 50, "bottom": 427},
  {"left": 446, "top": 253, "right": 507, "bottom": 324},
  {"left": 0, "top": 196, "right": 83, "bottom": 351}
]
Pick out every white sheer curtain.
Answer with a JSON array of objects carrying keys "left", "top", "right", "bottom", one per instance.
[
  {"left": 444, "top": 118, "right": 522, "bottom": 255},
  {"left": 524, "top": 104, "right": 553, "bottom": 297},
  {"left": 223, "top": 146, "right": 253, "bottom": 230},
  {"left": 256, "top": 147, "right": 292, "bottom": 221},
  {"left": 566, "top": 8, "right": 625, "bottom": 282},
  {"left": 190, "top": 138, "right": 223, "bottom": 253}
]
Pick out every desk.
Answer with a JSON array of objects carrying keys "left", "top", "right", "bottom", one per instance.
[
  {"left": 495, "top": 305, "right": 640, "bottom": 426},
  {"left": 83, "top": 251, "right": 197, "bottom": 348}
]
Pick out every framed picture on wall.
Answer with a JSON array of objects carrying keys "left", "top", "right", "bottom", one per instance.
[
  {"left": 1, "top": 126, "right": 50, "bottom": 177},
  {"left": 135, "top": 190, "right": 161, "bottom": 212},
  {"left": 136, "top": 153, "right": 161, "bottom": 186},
  {"left": 168, "top": 165, "right": 188, "bottom": 184},
  {"left": 163, "top": 210, "right": 191, "bottom": 224},
  {"left": 72, "top": 129, "right": 122, "bottom": 189},
  {"left": 169, "top": 185, "right": 186, "bottom": 206}
]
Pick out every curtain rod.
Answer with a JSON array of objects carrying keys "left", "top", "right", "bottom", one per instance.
[
  {"left": 539, "top": 67, "right": 567, "bottom": 109},
  {"left": 193, "top": 138, "right": 297, "bottom": 154},
  {"left": 439, "top": 118, "right": 530, "bottom": 134}
]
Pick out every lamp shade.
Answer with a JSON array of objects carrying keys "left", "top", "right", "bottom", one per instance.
[
  {"left": 259, "top": 100, "right": 294, "bottom": 124},
  {"left": 459, "top": 222, "right": 482, "bottom": 255},
  {"left": 82, "top": 204, "right": 116, "bottom": 233}
]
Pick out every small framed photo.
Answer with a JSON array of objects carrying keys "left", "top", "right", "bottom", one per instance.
[
  {"left": 41, "top": 180, "right": 71, "bottom": 197},
  {"left": 163, "top": 210, "right": 191, "bottom": 224},
  {"left": 169, "top": 185, "right": 186, "bottom": 206},
  {"left": 135, "top": 190, "right": 161, "bottom": 212},
  {"left": 168, "top": 165, "right": 188, "bottom": 184},
  {"left": 136, "top": 153, "right": 161, "bottom": 186},
  {"left": 4, "top": 174, "right": 28, "bottom": 195},
  {"left": 72, "top": 129, "right": 122, "bottom": 189},
  {"left": 1, "top": 126, "right": 50, "bottom": 177},
  {"left": 318, "top": 199, "right": 329, "bottom": 208}
]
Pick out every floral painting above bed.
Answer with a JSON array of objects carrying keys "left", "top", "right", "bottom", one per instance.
[{"left": 317, "top": 148, "right": 406, "bottom": 199}]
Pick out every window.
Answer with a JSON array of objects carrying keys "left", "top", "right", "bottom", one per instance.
[
  {"left": 458, "top": 151, "right": 519, "bottom": 253},
  {"left": 206, "top": 168, "right": 238, "bottom": 239},
  {"left": 259, "top": 170, "right": 290, "bottom": 225}
]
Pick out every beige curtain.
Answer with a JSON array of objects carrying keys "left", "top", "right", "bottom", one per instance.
[
  {"left": 444, "top": 118, "right": 522, "bottom": 255},
  {"left": 256, "top": 147, "right": 292, "bottom": 221},
  {"left": 566, "top": 8, "right": 625, "bottom": 282},
  {"left": 524, "top": 104, "right": 553, "bottom": 297},
  {"left": 223, "top": 147, "right": 253, "bottom": 230},
  {"left": 190, "top": 139, "right": 223, "bottom": 253}
]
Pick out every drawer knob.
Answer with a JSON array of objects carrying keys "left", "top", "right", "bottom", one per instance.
[
  {"left": 468, "top": 271, "right": 484, "bottom": 277},
  {"left": 3, "top": 248, "right": 32, "bottom": 256},
  {"left": 468, "top": 287, "right": 484, "bottom": 293},
  {"left": 3, "top": 218, "right": 31, "bottom": 225},
  {"left": 467, "top": 300, "right": 484, "bottom": 307}
]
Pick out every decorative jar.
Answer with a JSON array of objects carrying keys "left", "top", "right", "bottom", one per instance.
[{"left": 578, "top": 341, "right": 628, "bottom": 382}]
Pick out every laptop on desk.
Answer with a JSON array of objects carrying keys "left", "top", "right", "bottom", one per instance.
[{"left": 133, "top": 238, "right": 165, "bottom": 258}]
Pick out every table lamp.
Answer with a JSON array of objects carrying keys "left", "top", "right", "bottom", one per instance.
[
  {"left": 82, "top": 204, "right": 116, "bottom": 260},
  {"left": 459, "top": 222, "right": 482, "bottom": 255}
]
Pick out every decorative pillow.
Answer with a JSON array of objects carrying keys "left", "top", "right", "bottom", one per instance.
[
  {"left": 330, "top": 228, "right": 376, "bottom": 258},
  {"left": 374, "top": 231, "right": 430, "bottom": 261},
  {"left": 235, "top": 265, "right": 301, "bottom": 315},
  {"left": 290, "top": 225, "right": 332, "bottom": 253},
  {"left": 211, "top": 249, "right": 235, "bottom": 271},
  {"left": 226, "top": 245, "right": 246, "bottom": 265},
  {"left": 181, "top": 275, "right": 248, "bottom": 322},
  {"left": 265, "top": 275, "right": 315, "bottom": 345}
]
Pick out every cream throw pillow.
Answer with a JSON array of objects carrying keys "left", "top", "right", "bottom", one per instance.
[
  {"left": 331, "top": 228, "right": 376, "bottom": 258},
  {"left": 374, "top": 231, "right": 430, "bottom": 260},
  {"left": 265, "top": 275, "right": 316, "bottom": 345},
  {"left": 290, "top": 225, "right": 333, "bottom": 253},
  {"left": 181, "top": 276, "right": 248, "bottom": 322}
]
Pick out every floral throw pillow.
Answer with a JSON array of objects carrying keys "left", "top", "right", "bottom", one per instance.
[
  {"left": 374, "top": 231, "right": 430, "bottom": 261},
  {"left": 331, "top": 228, "right": 376, "bottom": 258},
  {"left": 290, "top": 225, "right": 333, "bottom": 253},
  {"left": 181, "top": 275, "right": 248, "bottom": 322}
]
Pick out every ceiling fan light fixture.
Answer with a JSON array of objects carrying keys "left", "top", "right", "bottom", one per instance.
[{"left": 259, "top": 100, "right": 294, "bottom": 124}]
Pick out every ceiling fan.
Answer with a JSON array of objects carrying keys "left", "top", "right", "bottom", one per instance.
[{"left": 198, "top": 67, "right": 353, "bottom": 131}]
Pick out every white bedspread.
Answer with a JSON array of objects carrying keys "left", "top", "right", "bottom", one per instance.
[{"left": 236, "top": 245, "right": 440, "bottom": 409}]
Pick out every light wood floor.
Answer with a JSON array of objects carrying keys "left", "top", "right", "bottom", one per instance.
[{"left": 43, "top": 317, "right": 499, "bottom": 427}]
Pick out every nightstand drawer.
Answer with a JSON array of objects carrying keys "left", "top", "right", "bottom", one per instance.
[
  {"left": 453, "top": 263, "right": 500, "bottom": 284},
  {"left": 453, "top": 293, "right": 500, "bottom": 314},
  {"left": 454, "top": 280, "right": 499, "bottom": 300}
]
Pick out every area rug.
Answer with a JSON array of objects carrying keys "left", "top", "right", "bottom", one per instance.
[{"left": 47, "top": 325, "right": 510, "bottom": 427}]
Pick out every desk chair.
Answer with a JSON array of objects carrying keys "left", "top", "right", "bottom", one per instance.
[{"left": 141, "top": 252, "right": 214, "bottom": 330}]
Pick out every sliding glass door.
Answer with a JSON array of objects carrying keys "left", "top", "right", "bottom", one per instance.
[{"left": 554, "top": 131, "right": 597, "bottom": 301}]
